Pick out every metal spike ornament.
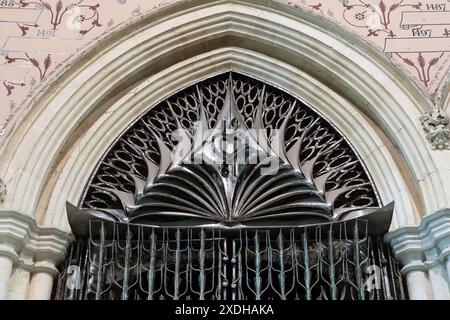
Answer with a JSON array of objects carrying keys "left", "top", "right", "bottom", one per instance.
[{"left": 68, "top": 72, "right": 393, "bottom": 237}]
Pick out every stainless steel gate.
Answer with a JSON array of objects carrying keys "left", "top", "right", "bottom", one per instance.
[
  {"left": 53, "top": 220, "right": 406, "bottom": 300},
  {"left": 55, "top": 72, "right": 407, "bottom": 301}
]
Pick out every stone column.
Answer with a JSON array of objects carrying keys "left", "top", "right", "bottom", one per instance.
[
  {"left": 28, "top": 271, "right": 55, "bottom": 300},
  {"left": 0, "top": 240, "right": 21, "bottom": 300},
  {"left": 27, "top": 249, "right": 68, "bottom": 300},
  {"left": 0, "top": 211, "right": 72, "bottom": 300},
  {"left": 386, "top": 208, "right": 450, "bottom": 300},
  {"left": 0, "top": 255, "right": 14, "bottom": 300},
  {"left": 399, "top": 253, "right": 433, "bottom": 300},
  {"left": 403, "top": 267, "right": 432, "bottom": 300},
  {"left": 7, "top": 265, "right": 31, "bottom": 300},
  {"left": 445, "top": 256, "right": 450, "bottom": 284},
  {"left": 0, "top": 212, "right": 35, "bottom": 300},
  {"left": 426, "top": 262, "right": 450, "bottom": 299}
]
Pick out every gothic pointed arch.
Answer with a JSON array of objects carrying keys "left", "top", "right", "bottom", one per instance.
[
  {"left": 0, "top": 0, "right": 441, "bottom": 233},
  {"left": 68, "top": 72, "right": 390, "bottom": 235}
]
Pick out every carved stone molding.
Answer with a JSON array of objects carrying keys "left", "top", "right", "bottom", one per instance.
[
  {"left": 0, "top": 179, "right": 5, "bottom": 206},
  {"left": 0, "top": 211, "right": 73, "bottom": 272},
  {"left": 0, "top": 211, "right": 73, "bottom": 299},
  {"left": 420, "top": 110, "right": 450, "bottom": 150},
  {"left": 385, "top": 208, "right": 450, "bottom": 299}
]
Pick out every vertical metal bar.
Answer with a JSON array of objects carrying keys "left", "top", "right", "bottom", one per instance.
[
  {"left": 277, "top": 229, "right": 286, "bottom": 300},
  {"left": 254, "top": 230, "right": 262, "bottom": 300},
  {"left": 160, "top": 229, "right": 168, "bottom": 300},
  {"left": 222, "top": 238, "right": 228, "bottom": 300},
  {"left": 77, "top": 240, "right": 87, "bottom": 301},
  {"left": 385, "top": 240, "right": 403, "bottom": 301},
  {"left": 82, "top": 239, "right": 91, "bottom": 300},
  {"left": 387, "top": 248, "right": 398, "bottom": 300},
  {"left": 328, "top": 226, "right": 337, "bottom": 300},
  {"left": 147, "top": 228, "right": 157, "bottom": 300},
  {"left": 65, "top": 244, "right": 75, "bottom": 300},
  {"left": 182, "top": 230, "right": 191, "bottom": 300},
  {"left": 174, "top": 228, "right": 181, "bottom": 300},
  {"left": 388, "top": 239, "right": 406, "bottom": 300},
  {"left": 199, "top": 229, "right": 206, "bottom": 300},
  {"left": 302, "top": 229, "right": 312, "bottom": 300},
  {"left": 231, "top": 239, "right": 237, "bottom": 300},
  {"left": 121, "top": 226, "right": 132, "bottom": 300},
  {"left": 353, "top": 222, "right": 364, "bottom": 300},
  {"left": 216, "top": 230, "right": 222, "bottom": 300},
  {"left": 95, "top": 223, "right": 105, "bottom": 300},
  {"left": 238, "top": 231, "right": 243, "bottom": 299},
  {"left": 397, "top": 265, "right": 406, "bottom": 300},
  {"left": 377, "top": 241, "right": 392, "bottom": 300},
  {"left": 369, "top": 240, "right": 381, "bottom": 300}
]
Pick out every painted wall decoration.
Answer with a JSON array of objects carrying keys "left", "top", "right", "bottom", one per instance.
[{"left": 0, "top": 0, "right": 449, "bottom": 144}]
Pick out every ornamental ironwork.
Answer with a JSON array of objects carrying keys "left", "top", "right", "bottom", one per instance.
[
  {"left": 59, "top": 72, "right": 405, "bottom": 300},
  {"left": 54, "top": 221, "right": 406, "bottom": 300},
  {"left": 70, "top": 72, "right": 387, "bottom": 232}
]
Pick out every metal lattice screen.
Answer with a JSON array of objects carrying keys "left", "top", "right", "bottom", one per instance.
[
  {"left": 53, "top": 220, "right": 406, "bottom": 300},
  {"left": 57, "top": 72, "right": 406, "bottom": 301}
]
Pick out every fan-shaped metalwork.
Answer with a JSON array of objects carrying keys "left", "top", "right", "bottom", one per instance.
[{"left": 69, "top": 72, "right": 388, "bottom": 235}]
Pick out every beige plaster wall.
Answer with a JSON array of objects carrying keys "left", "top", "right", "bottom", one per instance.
[{"left": 0, "top": 0, "right": 450, "bottom": 145}]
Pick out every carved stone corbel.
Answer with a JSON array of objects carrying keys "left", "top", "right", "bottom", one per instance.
[{"left": 420, "top": 110, "right": 450, "bottom": 150}]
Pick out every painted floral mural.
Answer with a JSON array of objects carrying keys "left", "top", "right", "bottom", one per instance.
[{"left": 0, "top": 0, "right": 449, "bottom": 143}]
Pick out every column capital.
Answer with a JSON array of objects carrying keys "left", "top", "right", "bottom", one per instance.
[
  {"left": 385, "top": 208, "right": 450, "bottom": 299},
  {"left": 0, "top": 210, "right": 73, "bottom": 273},
  {"left": 386, "top": 208, "right": 450, "bottom": 267}
]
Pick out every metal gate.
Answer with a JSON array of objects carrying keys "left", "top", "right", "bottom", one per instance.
[
  {"left": 53, "top": 220, "right": 406, "bottom": 300},
  {"left": 55, "top": 72, "right": 407, "bottom": 300}
]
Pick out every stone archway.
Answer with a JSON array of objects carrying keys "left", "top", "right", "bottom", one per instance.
[{"left": 0, "top": 0, "right": 447, "bottom": 300}]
